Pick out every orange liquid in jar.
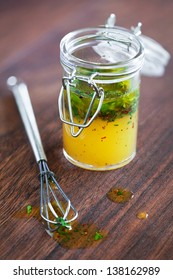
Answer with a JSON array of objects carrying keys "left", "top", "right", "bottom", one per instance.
[
  {"left": 63, "top": 110, "right": 138, "bottom": 170},
  {"left": 62, "top": 77, "right": 140, "bottom": 170}
]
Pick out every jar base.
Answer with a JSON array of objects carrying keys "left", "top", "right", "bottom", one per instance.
[{"left": 63, "top": 149, "right": 136, "bottom": 171}]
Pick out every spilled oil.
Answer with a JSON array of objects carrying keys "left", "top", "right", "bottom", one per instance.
[
  {"left": 53, "top": 222, "right": 105, "bottom": 249},
  {"left": 136, "top": 211, "right": 148, "bottom": 220},
  {"left": 13, "top": 204, "right": 106, "bottom": 249},
  {"left": 14, "top": 185, "right": 149, "bottom": 250},
  {"left": 14, "top": 205, "right": 41, "bottom": 220},
  {"left": 106, "top": 187, "right": 149, "bottom": 220},
  {"left": 106, "top": 187, "right": 134, "bottom": 203}
]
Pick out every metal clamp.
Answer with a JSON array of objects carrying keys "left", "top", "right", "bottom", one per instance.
[{"left": 58, "top": 72, "right": 104, "bottom": 137}]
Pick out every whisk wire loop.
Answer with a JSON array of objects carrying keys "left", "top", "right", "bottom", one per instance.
[{"left": 39, "top": 160, "right": 78, "bottom": 231}]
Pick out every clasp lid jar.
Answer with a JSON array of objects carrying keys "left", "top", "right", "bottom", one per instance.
[
  {"left": 58, "top": 22, "right": 144, "bottom": 137},
  {"left": 58, "top": 16, "right": 146, "bottom": 170}
]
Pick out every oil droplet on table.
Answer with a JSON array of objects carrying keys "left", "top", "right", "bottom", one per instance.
[
  {"left": 136, "top": 211, "right": 148, "bottom": 220},
  {"left": 53, "top": 222, "right": 105, "bottom": 249},
  {"left": 106, "top": 187, "right": 134, "bottom": 203}
]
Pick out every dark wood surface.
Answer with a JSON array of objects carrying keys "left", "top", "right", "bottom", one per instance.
[{"left": 0, "top": 0, "right": 173, "bottom": 260}]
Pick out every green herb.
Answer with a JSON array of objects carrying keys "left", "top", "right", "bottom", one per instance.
[
  {"left": 56, "top": 217, "right": 70, "bottom": 228},
  {"left": 26, "top": 205, "right": 32, "bottom": 214},
  {"left": 64, "top": 79, "right": 140, "bottom": 122},
  {"left": 94, "top": 232, "right": 103, "bottom": 241},
  {"left": 117, "top": 190, "right": 123, "bottom": 196},
  {"left": 57, "top": 225, "right": 69, "bottom": 236}
]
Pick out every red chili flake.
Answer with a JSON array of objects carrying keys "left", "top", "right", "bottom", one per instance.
[
  {"left": 101, "top": 136, "right": 106, "bottom": 140},
  {"left": 102, "top": 126, "right": 106, "bottom": 129},
  {"left": 122, "top": 109, "right": 130, "bottom": 114}
]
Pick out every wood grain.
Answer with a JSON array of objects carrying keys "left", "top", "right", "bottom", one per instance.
[{"left": 0, "top": 0, "right": 173, "bottom": 260}]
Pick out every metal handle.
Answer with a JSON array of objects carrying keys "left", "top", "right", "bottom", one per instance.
[{"left": 7, "top": 76, "right": 47, "bottom": 162}]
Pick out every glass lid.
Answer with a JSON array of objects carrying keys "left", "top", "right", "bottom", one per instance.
[{"left": 102, "top": 14, "right": 171, "bottom": 77}]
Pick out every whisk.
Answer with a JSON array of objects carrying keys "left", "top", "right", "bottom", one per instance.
[{"left": 7, "top": 76, "right": 78, "bottom": 231}]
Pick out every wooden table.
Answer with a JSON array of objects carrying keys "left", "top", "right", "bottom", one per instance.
[{"left": 0, "top": 0, "right": 173, "bottom": 260}]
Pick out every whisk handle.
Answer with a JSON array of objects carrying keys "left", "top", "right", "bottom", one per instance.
[{"left": 7, "top": 76, "right": 47, "bottom": 162}]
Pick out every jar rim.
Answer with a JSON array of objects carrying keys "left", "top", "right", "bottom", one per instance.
[{"left": 60, "top": 26, "right": 144, "bottom": 75}]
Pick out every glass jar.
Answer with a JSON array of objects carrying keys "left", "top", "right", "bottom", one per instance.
[{"left": 58, "top": 26, "right": 144, "bottom": 170}]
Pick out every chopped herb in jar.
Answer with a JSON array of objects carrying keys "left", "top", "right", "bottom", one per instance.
[{"left": 65, "top": 79, "right": 140, "bottom": 122}]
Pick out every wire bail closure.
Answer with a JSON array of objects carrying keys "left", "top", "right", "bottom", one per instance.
[
  {"left": 105, "top": 13, "right": 142, "bottom": 37},
  {"left": 58, "top": 71, "right": 105, "bottom": 137}
]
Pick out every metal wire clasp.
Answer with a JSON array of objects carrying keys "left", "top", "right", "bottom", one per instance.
[{"left": 58, "top": 72, "right": 104, "bottom": 137}]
